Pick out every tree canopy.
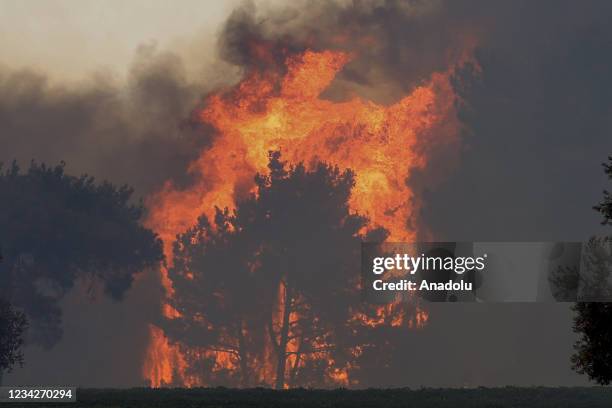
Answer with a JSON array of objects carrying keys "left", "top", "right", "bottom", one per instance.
[
  {"left": 571, "top": 156, "right": 612, "bottom": 384},
  {"left": 162, "top": 152, "right": 392, "bottom": 388},
  {"left": 0, "top": 297, "right": 27, "bottom": 382},
  {"left": 0, "top": 161, "right": 163, "bottom": 348}
]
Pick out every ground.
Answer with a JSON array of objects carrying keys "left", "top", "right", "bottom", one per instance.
[{"left": 8, "top": 387, "right": 612, "bottom": 408}]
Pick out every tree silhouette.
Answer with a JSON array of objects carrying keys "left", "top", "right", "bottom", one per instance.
[
  {"left": 0, "top": 161, "right": 163, "bottom": 348},
  {"left": 164, "top": 152, "right": 381, "bottom": 388},
  {"left": 571, "top": 156, "right": 612, "bottom": 384},
  {"left": 594, "top": 157, "right": 612, "bottom": 227},
  {"left": 0, "top": 296, "right": 27, "bottom": 386}
]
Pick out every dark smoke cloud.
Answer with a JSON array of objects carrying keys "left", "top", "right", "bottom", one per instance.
[
  {"left": 413, "top": 2, "right": 612, "bottom": 385},
  {"left": 416, "top": 1, "right": 612, "bottom": 242},
  {"left": 218, "top": 0, "right": 476, "bottom": 103},
  {"left": 0, "top": 43, "right": 214, "bottom": 196}
]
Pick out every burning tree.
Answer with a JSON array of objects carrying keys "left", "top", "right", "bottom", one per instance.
[
  {"left": 163, "top": 152, "right": 385, "bottom": 388},
  {"left": 143, "top": 37, "right": 462, "bottom": 387}
]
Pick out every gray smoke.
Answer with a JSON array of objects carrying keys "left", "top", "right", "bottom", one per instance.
[{"left": 0, "top": 43, "right": 215, "bottom": 196}]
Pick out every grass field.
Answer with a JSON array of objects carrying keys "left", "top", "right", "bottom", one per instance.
[{"left": 8, "top": 387, "right": 612, "bottom": 408}]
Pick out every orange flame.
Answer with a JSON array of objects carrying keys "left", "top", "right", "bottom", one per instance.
[
  {"left": 143, "top": 325, "right": 188, "bottom": 387},
  {"left": 143, "top": 45, "right": 463, "bottom": 387}
]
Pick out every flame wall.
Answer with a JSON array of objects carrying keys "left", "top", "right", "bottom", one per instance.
[{"left": 142, "top": 41, "right": 466, "bottom": 387}]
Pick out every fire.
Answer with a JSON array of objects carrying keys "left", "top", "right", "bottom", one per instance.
[
  {"left": 143, "top": 45, "right": 462, "bottom": 387},
  {"left": 353, "top": 303, "right": 429, "bottom": 329},
  {"left": 143, "top": 325, "right": 189, "bottom": 387}
]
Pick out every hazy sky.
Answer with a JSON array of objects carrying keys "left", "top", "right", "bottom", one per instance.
[{"left": 0, "top": 0, "right": 241, "bottom": 81}]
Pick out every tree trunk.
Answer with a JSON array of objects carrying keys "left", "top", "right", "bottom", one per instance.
[
  {"left": 0, "top": 369, "right": 3, "bottom": 386},
  {"left": 274, "top": 280, "right": 292, "bottom": 390},
  {"left": 237, "top": 320, "right": 250, "bottom": 387},
  {"left": 288, "top": 346, "right": 302, "bottom": 388}
]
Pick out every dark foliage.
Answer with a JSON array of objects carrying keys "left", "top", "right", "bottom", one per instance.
[
  {"left": 572, "top": 302, "right": 612, "bottom": 384},
  {"left": 572, "top": 156, "right": 612, "bottom": 384},
  {"left": 0, "top": 298, "right": 27, "bottom": 373},
  {"left": 549, "top": 238, "right": 612, "bottom": 302},
  {"left": 594, "top": 156, "right": 612, "bottom": 226},
  {"left": 0, "top": 161, "right": 163, "bottom": 348},
  {"left": 164, "top": 152, "right": 385, "bottom": 388}
]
